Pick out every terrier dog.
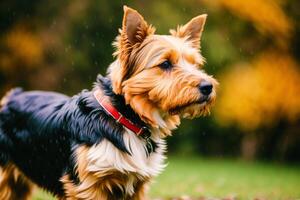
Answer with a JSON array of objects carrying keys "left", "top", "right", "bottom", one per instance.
[{"left": 0, "top": 6, "right": 217, "bottom": 200}]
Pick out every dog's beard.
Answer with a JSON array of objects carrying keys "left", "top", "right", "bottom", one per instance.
[
  {"left": 181, "top": 103, "right": 211, "bottom": 118},
  {"left": 169, "top": 101, "right": 212, "bottom": 119}
]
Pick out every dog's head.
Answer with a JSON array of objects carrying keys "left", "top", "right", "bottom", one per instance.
[{"left": 109, "top": 6, "right": 218, "bottom": 136}]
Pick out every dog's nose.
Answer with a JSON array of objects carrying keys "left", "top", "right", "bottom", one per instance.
[{"left": 199, "top": 81, "right": 213, "bottom": 96}]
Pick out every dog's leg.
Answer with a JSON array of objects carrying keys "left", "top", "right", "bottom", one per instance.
[
  {"left": 0, "top": 164, "right": 34, "bottom": 200},
  {"left": 130, "top": 181, "right": 149, "bottom": 200},
  {"left": 61, "top": 174, "right": 113, "bottom": 200}
]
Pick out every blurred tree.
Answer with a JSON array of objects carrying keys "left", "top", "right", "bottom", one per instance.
[
  {"left": 215, "top": 52, "right": 300, "bottom": 160},
  {"left": 214, "top": 0, "right": 300, "bottom": 161},
  {"left": 219, "top": 0, "right": 293, "bottom": 48},
  {"left": 216, "top": 52, "right": 300, "bottom": 131},
  {"left": 0, "top": 25, "right": 44, "bottom": 90},
  {"left": 0, "top": 0, "right": 299, "bottom": 161}
]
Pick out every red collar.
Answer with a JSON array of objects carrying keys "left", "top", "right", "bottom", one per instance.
[{"left": 93, "top": 90, "right": 149, "bottom": 137}]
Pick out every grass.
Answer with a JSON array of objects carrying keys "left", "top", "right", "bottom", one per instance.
[{"left": 33, "top": 157, "right": 300, "bottom": 200}]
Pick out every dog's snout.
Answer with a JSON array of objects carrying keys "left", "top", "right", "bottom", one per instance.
[{"left": 199, "top": 81, "right": 213, "bottom": 96}]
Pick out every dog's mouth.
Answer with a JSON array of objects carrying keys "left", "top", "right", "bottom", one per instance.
[{"left": 168, "top": 95, "right": 211, "bottom": 116}]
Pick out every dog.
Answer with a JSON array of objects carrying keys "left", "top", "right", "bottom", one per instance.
[{"left": 0, "top": 6, "right": 217, "bottom": 200}]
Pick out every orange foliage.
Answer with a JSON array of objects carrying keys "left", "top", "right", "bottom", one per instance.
[
  {"left": 219, "top": 0, "right": 293, "bottom": 46},
  {"left": 0, "top": 26, "right": 43, "bottom": 71},
  {"left": 215, "top": 51, "right": 300, "bottom": 131}
]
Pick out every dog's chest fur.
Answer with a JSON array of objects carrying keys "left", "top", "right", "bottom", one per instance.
[
  {"left": 70, "top": 129, "right": 165, "bottom": 198},
  {"left": 88, "top": 129, "right": 165, "bottom": 177}
]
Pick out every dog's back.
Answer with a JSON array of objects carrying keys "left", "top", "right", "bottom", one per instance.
[{"left": 0, "top": 89, "right": 73, "bottom": 198}]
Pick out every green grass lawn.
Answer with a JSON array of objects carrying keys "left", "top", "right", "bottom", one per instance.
[{"left": 33, "top": 157, "right": 300, "bottom": 200}]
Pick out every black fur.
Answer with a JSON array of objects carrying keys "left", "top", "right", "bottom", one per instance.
[{"left": 0, "top": 75, "right": 154, "bottom": 196}]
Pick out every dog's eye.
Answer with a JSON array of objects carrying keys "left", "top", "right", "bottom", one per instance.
[{"left": 159, "top": 60, "right": 173, "bottom": 70}]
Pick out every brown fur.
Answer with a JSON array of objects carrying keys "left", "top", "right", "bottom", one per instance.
[
  {"left": 109, "top": 6, "right": 217, "bottom": 137},
  {"left": 0, "top": 5, "right": 217, "bottom": 200},
  {"left": 170, "top": 14, "right": 207, "bottom": 48},
  {"left": 0, "top": 96, "right": 7, "bottom": 109},
  {"left": 0, "top": 89, "right": 13, "bottom": 109},
  {"left": 60, "top": 5, "right": 217, "bottom": 199},
  {"left": 61, "top": 146, "right": 150, "bottom": 200},
  {"left": 0, "top": 164, "right": 34, "bottom": 200}
]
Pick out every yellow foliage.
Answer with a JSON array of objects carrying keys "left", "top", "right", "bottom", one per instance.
[
  {"left": 215, "top": 51, "right": 300, "bottom": 131},
  {"left": 219, "top": 0, "right": 293, "bottom": 45},
  {"left": 0, "top": 26, "right": 43, "bottom": 70}
]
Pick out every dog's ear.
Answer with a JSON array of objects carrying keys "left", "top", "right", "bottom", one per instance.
[
  {"left": 121, "top": 6, "right": 153, "bottom": 47},
  {"left": 112, "top": 6, "right": 154, "bottom": 94},
  {"left": 171, "top": 14, "right": 207, "bottom": 48}
]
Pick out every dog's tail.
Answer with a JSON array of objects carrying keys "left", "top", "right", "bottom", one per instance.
[{"left": 0, "top": 88, "right": 23, "bottom": 110}]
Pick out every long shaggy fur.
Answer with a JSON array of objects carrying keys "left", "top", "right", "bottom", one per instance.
[{"left": 0, "top": 6, "right": 217, "bottom": 200}]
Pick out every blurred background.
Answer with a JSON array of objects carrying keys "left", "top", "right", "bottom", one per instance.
[{"left": 0, "top": 0, "right": 299, "bottom": 199}]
